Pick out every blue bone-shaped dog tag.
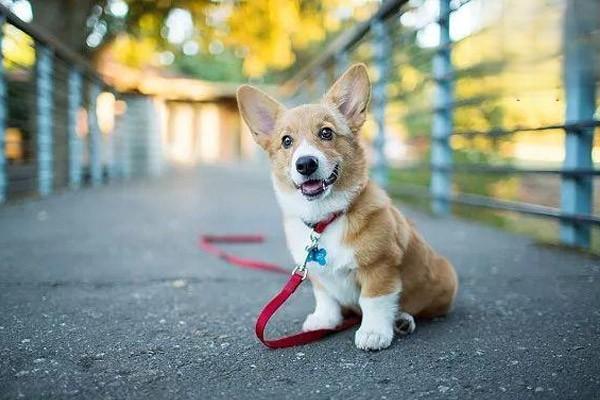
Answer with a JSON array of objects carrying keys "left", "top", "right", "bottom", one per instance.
[{"left": 307, "top": 247, "right": 327, "bottom": 266}]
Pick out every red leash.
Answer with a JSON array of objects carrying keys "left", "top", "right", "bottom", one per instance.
[
  {"left": 199, "top": 213, "right": 360, "bottom": 349},
  {"left": 199, "top": 234, "right": 288, "bottom": 275}
]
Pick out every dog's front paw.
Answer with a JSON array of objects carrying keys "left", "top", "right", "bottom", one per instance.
[
  {"left": 302, "top": 312, "right": 342, "bottom": 331},
  {"left": 354, "top": 326, "right": 394, "bottom": 351}
]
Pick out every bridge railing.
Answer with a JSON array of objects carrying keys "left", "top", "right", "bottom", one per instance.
[
  {"left": 0, "top": 5, "right": 162, "bottom": 204},
  {"left": 286, "top": 0, "right": 599, "bottom": 249}
]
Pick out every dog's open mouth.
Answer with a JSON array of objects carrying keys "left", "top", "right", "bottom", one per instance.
[{"left": 296, "top": 164, "right": 340, "bottom": 199}]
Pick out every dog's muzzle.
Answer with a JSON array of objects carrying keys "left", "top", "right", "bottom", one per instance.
[{"left": 295, "top": 164, "right": 340, "bottom": 199}]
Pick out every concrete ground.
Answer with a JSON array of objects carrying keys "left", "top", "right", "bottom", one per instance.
[{"left": 1, "top": 165, "right": 599, "bottom": 399}]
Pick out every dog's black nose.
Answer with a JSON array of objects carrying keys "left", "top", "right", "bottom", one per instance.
[{"left": 296, "top": 156, "right": 319, "bottom": 176}]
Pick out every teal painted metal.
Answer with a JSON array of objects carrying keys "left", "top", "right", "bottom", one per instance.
[
  {"left": 335, "top": 50, "right": 349, "bottom": 77},
  {"left": 36, "top": 44, "right": 54, "bottom": 197},
  {"left": 0, "top": 16, "right": 6, "bottom": 203},
  {"left": 316, "top": 68, "right": 329, "bottom": 98},
  {"left": 114, "top": 94, "right": 131, "bottom": 180},
  {"left": 88, "top": 82, "right": 102, "bottom": 186},
  {"left": 430, "top": 0, "right": 453, "bottom": 215},
  {"left": 560, "top": 0, "right": 598, "bottom": 248},
  {"left": 371, "top": 19, "right": 389, "bottom": 188},
  {"left": 68, "top": 68, "right": 82, "bottom": 189},
  {"left": 107, "top": 92, "right": 118, "bottom": 181}
]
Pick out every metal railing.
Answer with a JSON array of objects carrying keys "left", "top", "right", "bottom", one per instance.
[
  {"left": 0, "top": 5, "right": 162, "bottom": 204},
  {"left": 286, "top": 0, "right": 599, "bottom": 249}
]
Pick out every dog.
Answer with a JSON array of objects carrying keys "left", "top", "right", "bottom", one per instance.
[{"left": 236, "top": 64, "right": 458, "bottom": 351}]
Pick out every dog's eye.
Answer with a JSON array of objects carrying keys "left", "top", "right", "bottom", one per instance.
[
  {"left": 281, "top": 135, "right": 293, "bottom": 149},
  {"left": 318, "top": 127, "right": 334, "bottom": 140}
]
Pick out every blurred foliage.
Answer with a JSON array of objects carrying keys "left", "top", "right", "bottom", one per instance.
[
  {"left": 172, "top": 49, "right": 244, "bottom": 82},
  {"left": 94, "top": 0, "right": 379, "bottom": 80},
  {"left": 109, "top": 34, "right": 157, "bottom": 68},
  {"left": 381, "top": 0, "right": 567, "bottom": 163},
  {"left": 4, "top": 0, "right": 379, "bottom": 80},
  {"left": 2, "top": 24, "right": 35, "bottom": 69},
  {"left": 379, "top": 0, "right": 572, "bottom": 171},
  {"left": 382, "top": 0, "right": 600, "bottom": 250}
]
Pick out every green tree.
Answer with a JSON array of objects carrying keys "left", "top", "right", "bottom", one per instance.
[{"left": 21, "top": 0, "right": 375, "bottom": 81}]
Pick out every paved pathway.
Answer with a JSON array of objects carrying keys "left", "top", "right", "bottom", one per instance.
[{"left": 1, "top": 165, "right": 599, "bottom": 399}]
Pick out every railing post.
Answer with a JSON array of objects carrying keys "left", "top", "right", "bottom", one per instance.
[
  {"left": 105, "top": 90, "right": 117, "bottom": 181},
  {"left": 335, "top": 50, "right": 349, "bottom": 77},
  {"left": 316, "top": 67, "right": 329, "bottom": 97},
  {"left": 107, "top": 134, "right": 118, "bottom": 181},
  {"left": 117, "top": 96, "right": 131, "bottom": 179},
  {"left": 107, "top": 130, "right": 118, "bottom": 181},
  {"left": 36, "top": 44, "right": 54, "bottom": 197},
  {"left": 560, "top": 0, "right": 598, "bottom": 248},
  {"left": 68, "top": 68, "right": 82, "bottom": 189},
  {"left": 372, "top": 18, "right": 389, "bottom": 188},
  {"left": 88, "top": 81, "right": 102, "bottom": 186},
  {"left": 0, "top": 15, "right": 6, "bottom": 203},
  {"left": 431, "top": 0, "right": 453, "bottom": 215}
]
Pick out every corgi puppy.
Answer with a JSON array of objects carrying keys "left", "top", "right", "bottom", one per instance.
[{"left": 236, "top": 64, "right": 458, "bottom": 351}]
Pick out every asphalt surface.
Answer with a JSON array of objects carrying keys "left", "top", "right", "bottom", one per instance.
[{"left": 1, "top": 164, "right": 599, "bottom": 399}]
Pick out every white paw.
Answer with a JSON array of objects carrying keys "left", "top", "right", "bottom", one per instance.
[
  {"left": 395, "top": 312, "right": 416, "bottom": 335},
  {"left": 354, "top": 326, "right": 394, "bottom": 351},
  {"left": 302, "top": 312, "right": 342, "bottom": 331}
]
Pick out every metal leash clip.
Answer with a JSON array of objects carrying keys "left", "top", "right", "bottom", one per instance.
[
  {"left": 292, "top": 231, "right": 323, "bottom": 280},
  {"left": 291, "top": 265, "right": 308, "bottom": 280}
]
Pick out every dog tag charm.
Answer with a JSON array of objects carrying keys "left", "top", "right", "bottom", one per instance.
[{"left": 308, "top": 247, "right": 327, "bottom": 266}]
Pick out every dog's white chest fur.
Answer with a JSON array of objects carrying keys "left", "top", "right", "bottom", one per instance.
[{"left": 283, "top": 216, "right": 360, "bottom": 306}]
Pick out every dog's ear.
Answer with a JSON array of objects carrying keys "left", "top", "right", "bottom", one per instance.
[
  {"left": 237, "top": 85, "right": 285, "bottom": 149},
  {"left": 323, "top": 63, "right": 371, "bottom": 133}
]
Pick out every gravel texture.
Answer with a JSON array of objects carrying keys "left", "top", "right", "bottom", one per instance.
[{"left": 1, "top": 164, "right": 599, "bottom": 399}]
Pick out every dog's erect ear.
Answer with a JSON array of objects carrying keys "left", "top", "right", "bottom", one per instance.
[
  {"left": 323, "top": 63, "right": 371, "bottom": 133},
  {"left": 237, "top": 85, "right": 285, "bottom": 149}
]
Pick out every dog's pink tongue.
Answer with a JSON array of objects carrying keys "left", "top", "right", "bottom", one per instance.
[{"left": 301, "top": 180, "right": 323, "bottom": 195}]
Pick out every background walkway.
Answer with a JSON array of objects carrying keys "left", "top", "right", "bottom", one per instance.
[{"left": 1, "top": 165, "right": 599, "bottom": 399}]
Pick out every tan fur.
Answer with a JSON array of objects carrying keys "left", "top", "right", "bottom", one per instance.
[
  {"left": 237, "top": 64, "right": 458, "bottom": 323},
  {"left": 347, "top": 181, "right": 458, "bottom": 317}
]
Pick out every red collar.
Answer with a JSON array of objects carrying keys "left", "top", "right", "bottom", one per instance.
[{"left": 305, "top": 211, "right": 343, "bottom": 234}]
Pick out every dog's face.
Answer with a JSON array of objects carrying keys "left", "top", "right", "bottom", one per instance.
[{"left": 237, "top": 64, "right": 371, "bottom": 219}]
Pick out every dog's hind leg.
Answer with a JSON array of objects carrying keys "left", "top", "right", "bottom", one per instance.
[{"left": 395, "top": 311, "right": 416, "bottom": 335}]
